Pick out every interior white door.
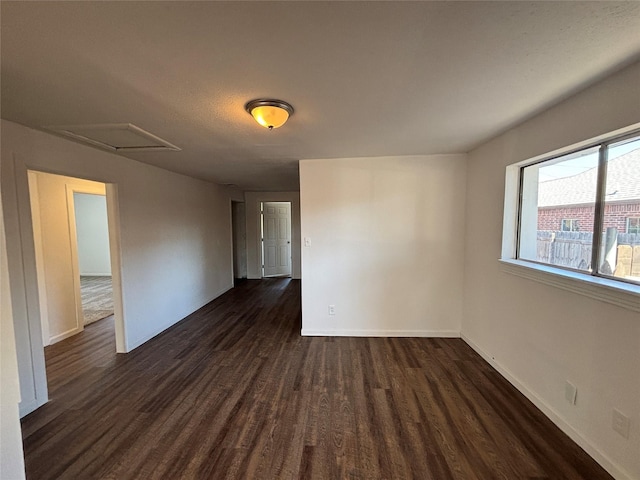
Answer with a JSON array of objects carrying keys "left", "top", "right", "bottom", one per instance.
[{"left": 262, "top": 202, "right": 291, "bottom": 277}]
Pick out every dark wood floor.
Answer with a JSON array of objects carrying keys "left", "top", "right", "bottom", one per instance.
[{"left": 22, "top": 278, "right": 612, "bottom": 480}]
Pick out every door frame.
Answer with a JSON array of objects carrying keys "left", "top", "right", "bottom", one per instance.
[
  {"left": 27, "top": 176, "right": 109, "bottom": 345},
  {"left": 261, "top": 201, "right": 292, "bottom": 278},
  {"left": 14, "top": 166, "right": 127, "bottom": 416},
  {"left": 244, "top": 192, "right": 301, "bottom": 280},
  {"left": 65, "top": 186, "right": 111, "bottom": 341},
  {"left": 29, "top": 172, "right": 125, "bottom": 350}
]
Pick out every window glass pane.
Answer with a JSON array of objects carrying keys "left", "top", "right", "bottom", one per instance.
[
  {"left": 598, "top": 136, "right": 640, "bottom": 284},
  {"left": 519, "top": 147, "right": 599, "bottom": 271}
]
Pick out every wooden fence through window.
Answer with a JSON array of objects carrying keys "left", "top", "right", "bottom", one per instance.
[{"left": 536, "top": 230, "right": 640, "bottom": 278}]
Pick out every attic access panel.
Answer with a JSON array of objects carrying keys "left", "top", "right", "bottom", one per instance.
[{"left": 45, "top": 123, "right": 180, "bottom": 152}]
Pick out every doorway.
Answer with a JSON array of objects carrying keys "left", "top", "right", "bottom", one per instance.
[
  {"left": 73, "top": 192, "right": 114, "bottom": 326},
  {"left": 261, "top": 201, "right": 292, "bottom": 278},
  {"left": 27, "top": 171, "right": 123, "bottom": 350},
  {"left": 231, "top": 201, "right": 247, "bottom": 282}
]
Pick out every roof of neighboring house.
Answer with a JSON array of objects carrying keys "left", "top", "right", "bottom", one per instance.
[{"left": 538, "top": 148, "right": 640, "bottom": 207}]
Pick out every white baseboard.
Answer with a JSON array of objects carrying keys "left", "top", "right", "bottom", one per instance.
[
  {"left": 49, "top": 326, "right": 82, "bottom": 345},
  {"left": 19, "top": 398, "right": 38, "bottom": 418},
  {"left": 127, "top": 284, "right": 234, "bottom": 352},
  {"left": 461, "top": 333, "right": 633, "bottom": 480},
  {"left": 19, "top": 393, "right": 48, "bottom": 418},
  {"left": 79, "top": 273, "right": 112, "bottom": 277},
  {"left": 301, "top": 329, "right": 460, "bottom": 337}
]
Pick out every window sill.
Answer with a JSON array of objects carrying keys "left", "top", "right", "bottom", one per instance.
[{"left": 499, "top": 259, "right": 640, "bottom": 313}]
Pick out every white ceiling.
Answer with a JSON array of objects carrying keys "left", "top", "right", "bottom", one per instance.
[{"left": 2, "top": 1, "right": 639, "bottom": 191}]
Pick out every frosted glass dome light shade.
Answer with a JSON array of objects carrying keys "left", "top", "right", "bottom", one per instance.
[{"left": 245, "top": 99, "right": 294, "bottom": 129}]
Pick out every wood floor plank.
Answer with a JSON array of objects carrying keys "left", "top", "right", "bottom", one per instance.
[{"left": 21, "top": 278, "right": 613, "bottom": 480}]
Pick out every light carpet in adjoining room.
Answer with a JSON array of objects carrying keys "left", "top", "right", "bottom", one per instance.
[{"left": 80, "top": 275, "right": 113, "bottom": 325}]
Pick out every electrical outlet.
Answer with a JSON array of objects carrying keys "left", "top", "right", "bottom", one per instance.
[
  {"left": 328, "top": 305, "right": 335, "bottom": 316},
  {"left": 304, "top": 237, "right": 311, "bottom": 247},
  {"left": 612, "top": 409, "right": 630, "bottom": 439},
  {"left": 565, "top": 381, "right": 577, "bottom": 405}
]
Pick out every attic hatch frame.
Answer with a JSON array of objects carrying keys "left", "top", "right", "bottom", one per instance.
[{"left": 44, "top": 123, "right": 181, "bottom": 152}]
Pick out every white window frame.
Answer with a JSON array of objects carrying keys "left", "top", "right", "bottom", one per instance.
[
  {"left": 560, "top": 219, "right": 580, "bottom": 232},
  {"left": 627, "top": 217, "right": 640, "bottom": 234},
  {"left": 500, "top": 123, "right": 640, "bottom": 313}
]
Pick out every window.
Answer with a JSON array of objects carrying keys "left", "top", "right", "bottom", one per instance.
[
  {"left": 517, "top": 132, "right": 640, "bottom": 285},
  {"left": 561, "top": 219, "right": 579, "bottom": 232}
]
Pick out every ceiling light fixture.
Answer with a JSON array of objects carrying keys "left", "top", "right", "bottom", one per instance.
[{"left": 245, "top": 99, "right": 294, "bottom": 130}]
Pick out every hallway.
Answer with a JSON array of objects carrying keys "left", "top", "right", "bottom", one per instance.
[{"left": 21, "top": 279, "right": 611, "bottom": 479}]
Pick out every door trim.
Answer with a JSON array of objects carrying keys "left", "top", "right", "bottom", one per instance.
[
  {"left": 261, "top": 201, "right": 292, "bottom": 278},
  {"left": 244, "top": 191, "right": 300, "bottom": 280},
  {"left": 16, "top": 166, "right": 127, "bottom": 416}
]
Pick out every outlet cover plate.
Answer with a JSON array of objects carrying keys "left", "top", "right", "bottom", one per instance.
[{"left": 612, "top": 409, "right": 630, "bottom": 439}]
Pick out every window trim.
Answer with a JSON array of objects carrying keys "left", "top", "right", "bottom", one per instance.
[
  {"left": 517, "top": 129, "right": 639, "bottom": 286},
  {"left": 560, "top": 219, "right": 579, "bottom": 232},
  {"left": 627, "top": 217, "right": 640, "bottom": 234},
  {"left": 501, "top": 122, "right": 640, "bottom": 312},
  {"left": 499, "top": 259, "right": 640, "bottom": 312}
]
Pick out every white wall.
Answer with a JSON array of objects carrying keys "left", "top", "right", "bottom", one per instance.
[
  {"left": 1, "top": 120, "right": 235, "bottom": 418},
  {"left": 300, "top": 154, "right": 467, "bottom": 336},
  {"left": 463, "top": 61, "right": 640, "bottom": 480},
  {"left": 30, "top": 173, "right": 107, "bottom": 345},
  {"left": 244, "top": 191, "right": 301, "bottom": 279},
  {"left": 74, "top": 192, "right": 111, "bottom": 276},
  {"left": 0, "top": 165, "right": 26, "bottom": 480}
]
